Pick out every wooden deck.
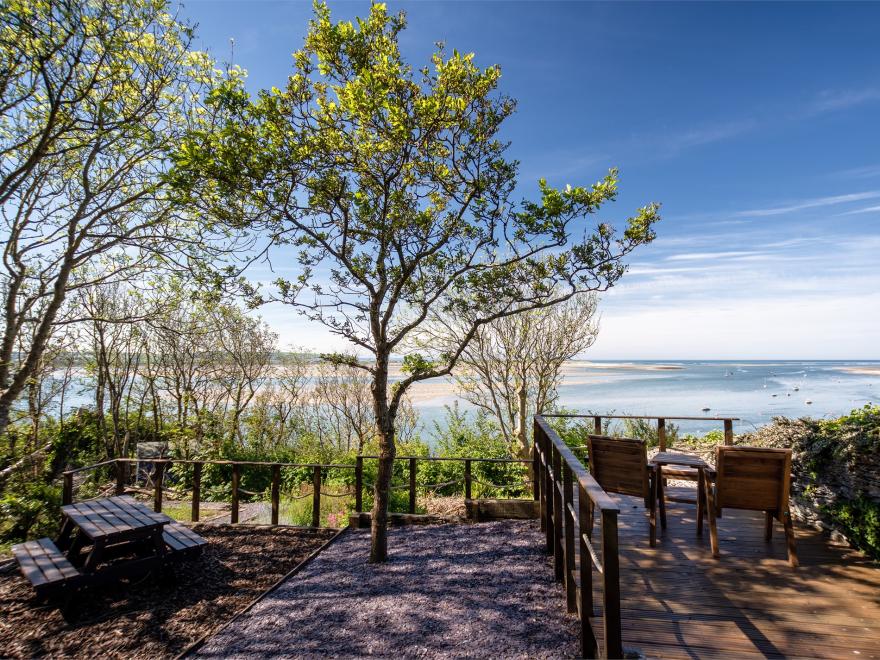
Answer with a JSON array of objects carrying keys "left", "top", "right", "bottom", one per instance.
[{"left": 593, "top": 487, "right": 880, "bottom": 659}]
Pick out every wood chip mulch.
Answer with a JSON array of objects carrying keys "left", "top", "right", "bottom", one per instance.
[{"left": 0, "top": 525, "right": 335, "bottom": 659}]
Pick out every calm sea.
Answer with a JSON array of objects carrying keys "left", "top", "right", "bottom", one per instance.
[{"left": 413, "top": 360, "right": 880, "bottom": 437}]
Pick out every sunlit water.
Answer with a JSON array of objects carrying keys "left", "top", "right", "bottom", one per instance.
[{"left": 412, "top": 360, "right": 880, "bottom": 437}]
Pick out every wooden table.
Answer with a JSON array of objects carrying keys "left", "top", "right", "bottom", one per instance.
[
  {"left": 56, "top": 496, "right": 172, "bottom": 574},
  {"left": 650, "top": 452, "right": 717, "bottom": 544}
]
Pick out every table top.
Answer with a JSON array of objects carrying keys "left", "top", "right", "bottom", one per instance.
[
  {"left": 61, "top": 495, "right": 171, "bottom": 541},
  {"left": 650, "top": 452, "right": 710, "bottom": 469}
]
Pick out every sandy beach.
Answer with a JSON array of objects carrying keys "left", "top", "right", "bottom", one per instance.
[{"left": 835, "top": 366, "right": 880, "bottom": 377}]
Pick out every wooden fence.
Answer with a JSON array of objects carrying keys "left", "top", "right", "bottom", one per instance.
[
  {"left": 61, "top": 455, "right": 533, "bottom": 526},
  {"left": 549, "top": 413, "right": 739, "bottom": 450},
  {"left": 533, "top": 415, "right": 622, "bottom": 659}
]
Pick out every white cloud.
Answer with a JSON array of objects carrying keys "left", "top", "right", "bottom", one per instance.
[
  {"left": 666, "top": 250, "right": 765, "bottom": 262},
  {"left": 839, "top": 204, "right": 880, "bottom": 216},
  {"left": 807, "top": 88, "right": 880, "bottom": 115},
  {"left": 734, "top": 191, "right": 880, "bottom": 217}
]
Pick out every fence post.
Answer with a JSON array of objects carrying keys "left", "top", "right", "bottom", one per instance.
[
  {"left": 271, "top": 464, "right": 280, "bottom": 525},
  {"left": 231, "top": 463, "right": 240, "bottom": 524},
  {"left": 562, "top": 462, "right": 577, "bottom": 614},
  {"left": 535, "top": 420, "right": 546, "bottom": 532},
  {"left": 192, "top": 462, "right": 202, "bottom": 522},
  {"left": 658, "top": 418, "right": 667, "bottom": 452},
  {"left": 355, "top": 456, "right": 363, "bottom": 512},
  {"left": 593, "top": 416, "right": 602, "bottom": 435},
  {"left": 601, "top": 508, "right": 623, "bottom": 660},
  {"left": 115, "top": 459, "right": 127, "bottom": 495},
  {"left": 552, "top": 446, "right": 564, "bottom": 582},
  {"left": 544, "top": 431, "right": 554, "bottom": 554},
  {"left": 62, "top": 472, "right": 73, "bottom": 505},
  {"left": 409, "top": 457, "right": 417, "bottom": 514},
  {"left": 312, "top": 465, "right": 322, "bottom": 527},
  {"left": 153, "top": 462, "right": 164, "bottom": 513},
  {"left": 578, "top": 481, "right": 597, "bottom": 658},
  {"left": 464, "top": 459, "right": 472, "bottom": 500},
  {"left": 724, "top": 419, "right": 734, "bottom": 445},
  {"left": 532, "top": 433, "right": 540, "bottom": 502}
]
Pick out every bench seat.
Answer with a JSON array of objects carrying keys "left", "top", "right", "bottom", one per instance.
[
  {"left": 12, "top": 538, "right": 82, "bottom": 596},
  {"left": 163, "top": 522, "right": 208, "bottom": 557}
]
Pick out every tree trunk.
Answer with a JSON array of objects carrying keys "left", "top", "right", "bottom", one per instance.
[{"left": 369, "top": 352, "right": 396, "bottom": 563}]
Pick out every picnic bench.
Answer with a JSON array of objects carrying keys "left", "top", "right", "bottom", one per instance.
[{"left": 12, "top": 495, "right": 207, "bottom": 598}]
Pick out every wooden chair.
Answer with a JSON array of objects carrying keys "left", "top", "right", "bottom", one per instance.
[
  {"left": 706, "top": 446, "right": 798, "bottom": 567},
  {"left": 587, "top": 435, "right": 663, "bottom": 546}
]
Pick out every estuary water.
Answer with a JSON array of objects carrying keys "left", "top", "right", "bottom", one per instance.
[{"left": 412, "top": 360, "right": 880, "bottom": 437}]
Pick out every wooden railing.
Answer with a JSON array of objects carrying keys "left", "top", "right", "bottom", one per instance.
[
  {"left": 549, "top": 413, "right": 740, "bottom": 450},
  {"left": 533, "top": 415, "right": 622, "bottom": 659},
  {"left": 61, "top": 455, "right": 533, "bottom": 525}
]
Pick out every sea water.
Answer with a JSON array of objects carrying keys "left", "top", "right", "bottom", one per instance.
[{"left": 413, "top": 360, "right": 880, "bottom": 437}]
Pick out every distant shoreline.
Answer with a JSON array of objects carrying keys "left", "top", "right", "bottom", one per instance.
[{"left": 835, "top": 366, "right": 880, "bottom": 377}]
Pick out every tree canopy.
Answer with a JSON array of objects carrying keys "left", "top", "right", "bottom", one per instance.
[{"left": 174, "top": 1, "right": 660, "bottom": 561}]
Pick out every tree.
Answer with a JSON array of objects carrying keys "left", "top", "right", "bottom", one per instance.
[
  {"left": 0, "top": 0, "right": 223, "bottom": 442},
  {"left": 175, "top": 2, "right": 660, "bottom": 561},
  {"left": 446, "top": 292, "right": 599, "bottom": 460}
]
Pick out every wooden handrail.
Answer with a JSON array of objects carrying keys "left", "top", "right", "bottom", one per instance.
[
  {"left": 534, "top": 414, "right": 623, "bottom": 659},
  {"left": 545, "top": 414, "right": 739, "bottom": 421},
  {"left": 542, "top": 412, "right": 737, "bottom": 450},
  {"left": 62, "top": 453, "right": 535, "bottom": 522}
]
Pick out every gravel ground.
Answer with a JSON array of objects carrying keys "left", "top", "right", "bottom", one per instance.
[
  {"left": 0, "top": 525, "right": 334, "bottom": 658},
  {"left": 198, "top": 521, "right": 579, "bottom": 658}
]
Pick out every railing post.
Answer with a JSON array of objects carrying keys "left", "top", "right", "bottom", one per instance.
[
  {"left": 578, "top": 482, "right": 597, "bottom": 658},
  {"left": 408, "top": 457, "right": 417, "bottom": 513},
  {"left": 192, "top": 462, "right": 202, "bottom": 522},
  {"left": 601, "top": 508, "right": 623, "bottom": 660},
  {"left": 312, "top": 465, "right": 322, "bottom": 527},
  {"left": 355, "top": 456, "right": 363, "bottom": 512},
  {"left": 231, "top": 463, "right": 240, "bottom": 524},
  {"left": 532, "top": 435, "right": 540, "bottom": 502},
  {"left": 464, "top": 459, "right": 472, "bottom": 500},
  {"left": 115, "top": 459, "right": 127, "bottom": 495},
  {"left": 544, "top": 432, "right": 554, "bottom": 554},
  {"left": 593, "top": 416, "right": 602, "bottom": 435},
  {"left": 153, "top": 462, "right": 164, "bottom": 513},
  {"left": 724, "top": 419, "right": 734, "bottom": 445},
  {"left": 62, "top": 472, "right": 73, "bottom": 506},
  {"left": 552, "top": 446, "right": 564, "bottom": 581},
  {"left": 535, "top": 420, "right": 546, "bottom": 532},
  {"left": 270, "top": 464, "right": 280, "bottom": 525},
  {"left": 658, "top": 418, "right": 667, "bottom": 452},
  {"left": 562, "top": 462, "right": 577, "bottom": 613}
]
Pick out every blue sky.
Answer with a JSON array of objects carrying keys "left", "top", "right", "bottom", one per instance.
[{"left": 182, "top": 1, "right": 880, "bottom": 360}]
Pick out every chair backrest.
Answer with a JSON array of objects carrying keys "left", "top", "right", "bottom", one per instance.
[
  {"left": 587, "top": 435, "right": 649, "bottom": 498},
  {"left": 715, "top": 446, "right": 792, "bottom": 513}
]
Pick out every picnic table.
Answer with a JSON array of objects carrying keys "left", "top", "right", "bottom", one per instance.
[{"left": 12, "top": 495, "right": 207, "bottom": 598}]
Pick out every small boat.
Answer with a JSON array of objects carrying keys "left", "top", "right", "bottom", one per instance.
[
  {"left": 805, "top": 400, "right": 813, "bottom": 405},
  {"left": 794, "top": 386, "right": 800, "bottom": 391},
  {"left": 701, "top": 407, "right": 711, "bottom": 412},
  {"left": 772, "top": 394, "right": 777, "bottom": 397}
]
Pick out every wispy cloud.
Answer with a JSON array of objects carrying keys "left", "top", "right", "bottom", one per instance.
[
  {"left": 661, "top": 120, "right": 757, "bottom": 154},
  {"left": 734, "top": 191, "right": 880, "bottom": 217},
  {"left": 666, "top": 250, "right": 765, "bottom": 262},
  {"left": 807, "top": 88, "right": 880, "bottom": 115},
  {"left": 839, "top": 204, "right": 880, "bottom": 216},
  {"left": 831, "top": 164, "right": 880, "bottom": 180}
]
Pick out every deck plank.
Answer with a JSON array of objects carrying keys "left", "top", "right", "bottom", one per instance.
[{"left": 588, "top": 486, "right": 880, "bottom": 659}]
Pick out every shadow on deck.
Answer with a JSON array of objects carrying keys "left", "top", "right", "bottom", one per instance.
[{"left": 596, "top": 486, "right": 880, "bottom": 659}]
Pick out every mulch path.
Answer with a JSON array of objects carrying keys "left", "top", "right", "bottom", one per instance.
[
  {"left": 0, "top": 525, "right": 335, "bottom": 659},
  {"left": 197, "top": 521, "right": 579, "bottom": 658}
]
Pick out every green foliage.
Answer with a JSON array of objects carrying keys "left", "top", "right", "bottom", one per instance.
[
  {"left": 820, "top": 497, "right": 880, "bottom": 559},
  {"left": 0, "top": 480, "right": 61, "bottom": 543}
]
